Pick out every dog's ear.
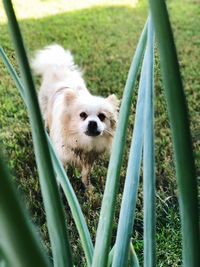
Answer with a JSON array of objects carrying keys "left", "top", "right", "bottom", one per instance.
[
  {"left": 107, "top": 94, "right": 120, "bottom": 111},
  {"left": 64, "top": 89, "right": 77, "bottom": 103}
]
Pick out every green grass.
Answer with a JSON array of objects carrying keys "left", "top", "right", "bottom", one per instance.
[{"left": 0, "top": 0, "right": 199, "bottom": 266}]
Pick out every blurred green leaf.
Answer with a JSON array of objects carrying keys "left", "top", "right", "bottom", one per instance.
[
  {"left": 0, "top": 149, "right": 50, "bottom": 267},
  {"left": 149, "top": 1, "right": 200, "bottom": 266},
  {"left": 2, "top": 1, "right": 73, "bottom": 266}
]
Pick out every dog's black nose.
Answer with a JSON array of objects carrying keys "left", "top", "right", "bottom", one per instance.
[
  {"left": 88, "top": 120, "right": 97, "bottom": 130},
  {"left": 86, "top": 121, "right": 101, "bottom": 136}
]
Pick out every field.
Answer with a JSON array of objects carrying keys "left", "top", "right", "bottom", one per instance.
[{"left": 0, "top": 0, "right": 199, "bottom": 266}]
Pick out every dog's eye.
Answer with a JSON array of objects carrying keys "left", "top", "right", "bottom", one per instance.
[
  {"left": 80, "top": 112, "right": 88, "bottom": 120},
  {"left": 98, "top": 113, "right": 106, "bottom": 121}
]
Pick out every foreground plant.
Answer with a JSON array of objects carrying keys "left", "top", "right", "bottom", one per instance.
[{"left": 0, "top": 0, "right": 199, "bottom": 267}]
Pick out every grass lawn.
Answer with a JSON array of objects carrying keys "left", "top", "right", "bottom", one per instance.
[{"left": 0, "top": 0, "right": 199, "bottom": 266}]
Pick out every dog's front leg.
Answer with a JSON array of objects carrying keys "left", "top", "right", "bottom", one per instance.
[{"left": 81, "top": 165, "right": 92, "bottom": 188}]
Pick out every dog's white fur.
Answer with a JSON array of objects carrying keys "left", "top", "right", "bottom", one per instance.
[{"left": 32, "top": 44, "right": 118, "bottom": 187}]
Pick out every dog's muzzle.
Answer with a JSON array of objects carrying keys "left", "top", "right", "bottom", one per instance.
[{"left": 85, "top": 120, "right": 101, "bottom": 137}]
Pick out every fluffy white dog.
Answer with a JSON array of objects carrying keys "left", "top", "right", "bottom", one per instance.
[{"left": 32, "top": 44, "right": 118, "bottom": 187}]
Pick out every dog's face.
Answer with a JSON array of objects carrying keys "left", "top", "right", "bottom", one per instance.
[
  {"left": 77, "top": 93, "right": 118, "bottom": 137},
  {"left": 60, "top": 89, "right": 119, "bottom": 152}
]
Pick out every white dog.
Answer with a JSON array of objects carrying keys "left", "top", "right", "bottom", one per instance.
[{"left": 32, "top": 44, "right": 118, "bottom": 187}]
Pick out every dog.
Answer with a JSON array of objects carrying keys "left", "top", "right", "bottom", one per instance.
[{"left": 31, "top": 44, "right": 118, "bottom": 188}]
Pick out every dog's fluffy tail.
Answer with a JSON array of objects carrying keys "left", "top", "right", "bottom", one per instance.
[{"left": 31, "top": 44, "right": 76, "bottom": 76}]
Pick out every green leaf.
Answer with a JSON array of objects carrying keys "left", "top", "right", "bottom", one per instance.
[
  {"left": 47, "top": 134, "right": 94, "bottom": 266},
  {"left": 108, "top": 241, "right": 140, "bottom": 267},
  {"left": 143, "top": 14, "right": 155, "bottom": 267},
  {"left": 0, "top": 47, "right": 93, "bottom": 267},
  {"left": 0, "top": 149, "right": 50, "bottom": 267},
  {"left": 129, "top": 241, "right": 140, "bottom": 267},
  {"left": 0, "top": 248, "right": 7, "bottom": 267},
  {"left": 149, "top": 1, "right": 200, "bottom": 266},
  {"left": 2, "top": 1, "right": 73, "bottom": 266},
  {"left": 107, "top": 245, "right": 115, "bottom": 267},
  {"left": 91, "top": 20, "right": 148, "bottom": 267},
  {"left": 111, "top": 18, "right": 148, "bottom": 266}
]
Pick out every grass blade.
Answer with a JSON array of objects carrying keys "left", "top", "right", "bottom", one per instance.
[
  {"left": 91, "top": 20, "right": 148, "bottom": 267},
  {"left": 2, "top": 1, "right": 73, "bottom": 266},
  {"left": 143, "top": 14, "right": 155, "bottom": 267},
  {"left": 111, "top": 29, "right": 148, "bottom": 267},
  {"left": 149, "top": 1, "right": 200, "bottom": 266},
  {"left": 0, "top": 47, "right": 93, "bottom": 266},
  {"left": 0, "top": 149, "right": 50, "bottom": 267}
]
